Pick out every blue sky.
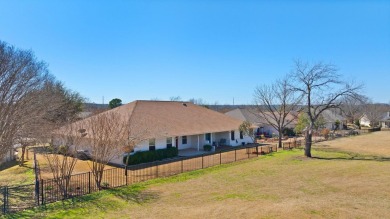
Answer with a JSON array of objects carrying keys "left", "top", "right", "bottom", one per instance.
[{"left": 0, "top": 0, "right": 389, "bottom": 104}]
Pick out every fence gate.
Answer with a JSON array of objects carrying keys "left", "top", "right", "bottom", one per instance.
[{"left": 1, "top": 184, "right": 36, "bottom": 214}]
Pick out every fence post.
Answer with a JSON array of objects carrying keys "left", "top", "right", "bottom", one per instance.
[
  {"left": 88, "top": 172, "right": 91, "bottom": 194},
  {"left": 125, "top": 166, "right": 128, "bottom": 186},
  {"left": 220, "top": 151, "right": 222, "bottom": 164},
  {"left": 248, "top": 147, "right": 249, "bottom": 159},
  {"left": 40, "top": 179, "right": 44, "bottom": 206},
  {"left": 202, "top": 155, "right": 204, "bottom": 169},
  {"left": 2, "top": 186, "right": 7, "bottom": 214},
  {"left": 156, "top": 164, "right": 159, "bottom": 178},
  {"left": 181, "top": 159, "right": 183, "bottom": 173},
  {"left": 256, "top": 146, "right": 259, "bottom": 157},
  {"left": 35, "top": 178, "right": 40, "bottom": 206},
  {"left": 235, "top": 149, "right": 237, "bottom": 161}
]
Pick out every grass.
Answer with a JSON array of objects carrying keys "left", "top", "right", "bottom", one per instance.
[
  {"left": 35, "top": 153, "right": 115, "bottom": 179},
  {"left": 0, "top": 160, "right": 35, "bottom": 187},
  {"left": 314, "top": 131, "right": 390, "bottom": 157},
  {"left": 3, "top": 131, "right": 390, "bottom": 218}
]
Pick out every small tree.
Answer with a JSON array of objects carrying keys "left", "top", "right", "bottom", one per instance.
[
  {"left": 253, "top": 78, "right": 301, "bottom": 148},
  {"left": 85, "top": 112, "right": 127, "bottom": 189},
  {"left": 239, "top": 121, "right": 255, "bottom": 143},
  {"left": 43, "top": 125, "right": 86, "bottom": 199},
  {"left": 109, "top": 98, "right": 122, "bottom": 109},
  {"left": 334, "top": 120, "right": 341, "bottom": 130},
  {"left": 16, "top": 137, "right": 36, "bottom": 166}
]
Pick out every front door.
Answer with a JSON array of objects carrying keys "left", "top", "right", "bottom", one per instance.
[{"left": 175, "top": 137, "right": 179, "bottom": 149}]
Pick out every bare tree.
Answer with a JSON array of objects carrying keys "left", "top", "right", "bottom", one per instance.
[
  {"left": 43, "top": 124, "right": 86, "bottom": 199},
  {"left": 0, "top": 41, "right": 84, "bottom": 163},
  {"left": 253, "top": 78, "right": 301, "bottom": 148},
  {"left": 169, "top": 96, "right": 182, "bottom": 101},
  {"left": 15, "top": 137, "right": 36, "bottom": 166},
  {"left": 85, "top": 112, "right": 127, "bottom": 189},
  {"left": 0, "top": 41, "right": 50, "bottom": 162},
  {"left": 188, "top": 98, "right": 207, "bottom": 106},
  {"left": 363, "top": 102, "right": 388, "bottom": 127},
  {"left": 340, "top": 94, "right": 368, "bottom": 126},
  {"left": 122, "top": 116, "right": 156, "bottom": 166},
  {"left": 238, "top": 121, "right": 255, "bottom": 143},
  {"left": 289, "top": 60, "right": 362, "bottom": 157}
]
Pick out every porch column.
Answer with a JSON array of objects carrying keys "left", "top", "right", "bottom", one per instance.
[
  {"left": 210, "top": 133, "right": 213, "bottom": 145},
  {"left": 197, "top": 135, "right": 200, "bottom": 151}
]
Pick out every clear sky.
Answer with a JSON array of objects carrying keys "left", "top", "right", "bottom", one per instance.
[{"left": 0, "top": 0, "right": 389, "bottom": 105}]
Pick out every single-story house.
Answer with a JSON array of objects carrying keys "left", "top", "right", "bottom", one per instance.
[
  {"left": 380, "top": 112, "right": 390, "bottom": 128},
  {"left": 225, "top": 108, "right": 297, "bottom": 137},
  {"left": 0, "top": 147, "right": 16, "bottom": 166},
  {"left": 359, "top": 114, "right": 371, "bottom": 127},
  {"left": 321, "top": 109, "right": 346, "bottom": 130},
  {"left": 57, "top": 101, "right": 253, "bottom": 166}
]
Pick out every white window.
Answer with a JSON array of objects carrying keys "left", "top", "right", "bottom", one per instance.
[
  {"left": 167, "top": 137, "right": 172, "bottom": 148},
  {"left": 149, "top": 138, "right": 156, "bottom": 151}
]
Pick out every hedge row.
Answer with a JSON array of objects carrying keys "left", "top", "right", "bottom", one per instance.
[{"left": 123, "top": 147, "right": 179, "bottom": 165}]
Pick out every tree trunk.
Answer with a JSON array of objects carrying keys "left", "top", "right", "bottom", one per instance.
[
  {"left": 19, "top": 146, "right": 26, "bottom": 166},
  {"left": 278, "top": 132, "right": 283, "bottom": 148},
  {"left": 304, "top": 128, "right": 312, "bottom": 157}
]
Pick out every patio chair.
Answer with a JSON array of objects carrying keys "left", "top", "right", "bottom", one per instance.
[{"left": 218, "top": 138, "right": 227, "bottom": 146}]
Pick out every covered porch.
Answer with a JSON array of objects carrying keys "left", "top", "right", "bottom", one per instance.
[{"left": 177, "top": 131, "right": 231, "bottom": 152}]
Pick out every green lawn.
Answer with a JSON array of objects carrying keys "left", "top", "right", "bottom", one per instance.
[
  {"left": 0, "top": 160, "right": 35, "bottom": 187},
  {"left": 3, "top": 145, "right": 390, "bottom": 219}
]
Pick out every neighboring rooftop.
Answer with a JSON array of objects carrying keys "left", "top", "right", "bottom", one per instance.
[
  {"left": 321, "top": 109, "right": 346, "bottom": 123},
  {"left": 225, "top": 108, "right": 297, "bottom": 127}
]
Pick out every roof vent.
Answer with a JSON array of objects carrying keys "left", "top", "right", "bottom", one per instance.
[{"left": 182, "top": 103, "right": 187, "bottom": 107}]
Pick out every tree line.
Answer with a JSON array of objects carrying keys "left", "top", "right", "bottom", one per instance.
[
  {"left": 250, "top": 61, "right": 390, "bottom": 157},
  {"left": 0, "top": 40, "right": 84, "bottom": 164}
]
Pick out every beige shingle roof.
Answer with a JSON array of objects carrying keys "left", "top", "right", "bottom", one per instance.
[
  {"left": 225, "top": 108, "right": 297, "bottom": 128},
  {"left": 63, "top": 101, "right": 244, "bottom": 139}
]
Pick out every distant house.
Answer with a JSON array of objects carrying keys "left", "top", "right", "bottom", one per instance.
[
  {"left": 58, "top": 101, "right": 253, "bottom": 166},
  {"left": 225, "top": 108, "right": 297, "bottom": 137},
  {"left": 0, "top": 147, "right": 15, "bottom": 166},
  {"left": 380, "top": 112, "right": 390, "bottom": 128},
  {"left": 321, "top": 109, "right": 346, "bottom": 130},
  {"left": 359, "top": 114, "right": 371, "bottom": 127}
]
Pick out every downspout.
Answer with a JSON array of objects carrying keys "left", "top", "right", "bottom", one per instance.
[{"left": 197, "top": 135, "right": 200, "bottom": 151}]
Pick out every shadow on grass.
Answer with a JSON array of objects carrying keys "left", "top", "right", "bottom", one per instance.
[
  {"left": 312, "top": 156, "right": 390, "bottom": 162},
  {"left": 0, "top": 160, "right": 34, "bottom": 172},
  {"left": 0, "top": 160, "right": 19, "bottom": 171},
  {"left": 3, "top": 184, "right": 160, "bottom": 219}
]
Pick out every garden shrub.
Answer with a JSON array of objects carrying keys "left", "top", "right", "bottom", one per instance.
[
  {"left": 203, "top": 144, "right": 212, "bottom": 151},
  {"left": 283, "top": 128, "right": 296, "bottom": 137},
  {"left": 123, "top": 147, "right": 178, "bottom": 165}
]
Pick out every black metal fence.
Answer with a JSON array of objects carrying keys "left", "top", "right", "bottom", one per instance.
[
  {"left": 1, "top": 184, "right": 36, "bottom": 214},
  {"left": 1, "top": 144, "right": 283, "bottom": 214}
]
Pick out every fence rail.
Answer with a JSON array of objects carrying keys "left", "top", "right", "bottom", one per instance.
[{"left": 1, "top": 143, "right": 288, "bottom": 214}]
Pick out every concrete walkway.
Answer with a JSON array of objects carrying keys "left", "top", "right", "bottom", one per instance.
[{"left": 178, "top": 148, "right": 209, "bottom": 157}]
